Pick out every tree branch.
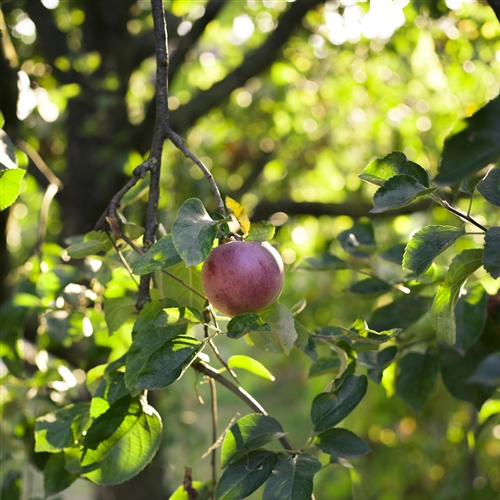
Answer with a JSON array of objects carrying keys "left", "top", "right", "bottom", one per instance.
[
  {"left": 250, "top": 198, "right": 432, "bottom": 221},
  {"left": 135, "top": 0, "right": 325, "bottom": 150},
  {"left": 193, "top": 362, "right": 295, "bottom": 452}
]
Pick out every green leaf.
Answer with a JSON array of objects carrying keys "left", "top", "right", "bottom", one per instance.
[
  {"left": 168, "top": 481, "right": 212, "bottom": 500},
  {"left": 439, "top": 328, "right": 498, "bottom": 409},
  {"left": 0, "top": 129, "right": 17, "bottom": 170},
  {"left": 467, "top": 353, "right": 500, "bottom": 386},
  {"left": 435, "top": 95, "right": 500, "bottom": 186},
  {"left": 348, "top": 278, "right": 392, "bottom": 297},
  {"left": 154, "top": 306, "right": 203, "bottom": 327},
  {"left": 370, "top": 175, "right": 434, "bottom": 213},
  {"left": 379, "top": 243, "right": 406, "bottom": 266},
  {"left": 294, "top": 319, "right": 318, "bottom": 362},
  {"left": 215, "top": 450, "right": 277, "bottom": 500},
  {"left": 359, "top": 151, "right": 429, "bottom": 187},
  {"left": 311, "top": 375, "right": 368, "bottom": 433},
  {"left": 395, "top": 348, "right": 440, "bottom": 411},
  {"left": 403, "top": 225, "right": 465, "bottom": 279},
  {"left": 132, "top": 234, "right": 182, "bottom": 274},
  {"left": 226, "top": 196, "right": 251, "bottom": 235},
  {"left": 0, "top": 168, "right": 25, "bottom": 211},
  {"left": 477, "top": 167, "right": 500, "bottom": 206},
  {"left": 455, "top": 284, "right": 488, "bottom": 354},
  {"left": 294, "top": 252, "right": 349, "bottom": 271},
  {"left": 43, "top": 452, "right": 79, "bottom": 497},
  {"left": 81, "top": 396, "right": 162, "bottom": 485},
  {"left": 483, "top": 227, "right": 500, "bottom": 279},
  {"left": 35, "top": 403, "right": 91, "bottom": 453},
  {"left": 313, "top": 428, "right": 371, "bottom": 462},
  {"left": 246, "top": 221, "right": 276, "bottom": 242},
  {"left": 262, "top": 453, "right": 321, "bottom": 500},
  {"left": 172, "top": 198, "right": 218, "bottom": 266},
  {"left": 129, "top": 335, "right": 200, "bottom": 390},
  {"left": 95, "top": 372, "right": 130, "bottom": 406},
  {"left": 221, "top": 414, "right": 285, "bottom": 468},
  {"left": 1, "top": 471, "right": 21, "bottom": 500},
  {"left": 125, "top": 301, "right": 197, "bottom": 391},
  {"left": 0, "top": 111, "right": 4, "bottom": 129},
  {"left": 357, "top": 346, "right": 398, "bottom": 384},
  {"left": 368, "top": 298, "right": 429, "bottom": 332},
  {"left": 259, "top": 303, "right": 298, "bottom": 355},
  {"left": 337, "top": 219, "right": 376, "bottom": 258},
  {"left": 308, "top": 356, "right": 341, "bottom": 378},
  {"left": 227, "top": 355, "right": 275, "bottom": 381},
  {"left": 66, "top": 230, "right": 112, "bottom": 259},
  {"left": 103, "top": 296, "right": 136, "bottom": 334},
  {"left": 339, "top": 316, "right": 401, "bottom": 346},
  {"left": 226, "top": 312, "right": 271, "bottom": 339},
  {"left": 430, "top": 249, "right": 483, "bottom": 345}
]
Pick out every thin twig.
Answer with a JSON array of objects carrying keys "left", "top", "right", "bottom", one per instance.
[
  {"left": 193, "top": 362, "right": 296, "bottom": 452},
  {"left": 15, "top": 140, "right": 64, "bottom": 255},
  {"left": 15, "top": 139, "right": 63, "bottom": 189},
  {"left": 431, "top": 194, "right": 488, "bottom": 232},
  {"left": 209, "top": 377, "right": 218, "bottom": 497},
  {"left": 166, "top": 128, "right": 226, "bottom": 216}
]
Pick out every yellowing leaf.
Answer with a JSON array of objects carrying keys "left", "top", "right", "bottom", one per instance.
[{"left": 226, "top": 196, "right": 251, "bottom": 235}]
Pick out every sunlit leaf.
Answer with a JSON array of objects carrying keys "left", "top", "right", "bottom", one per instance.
[
  {"left": 246, "top": 221, "right": 275, "bottom": 242},
  {"left": 35, "top": 403, "right": 91, "bottom": 453},
  {"left": 359, "top": 151, "right": 429, "bottom": 187},
  {"left": 430, "top": 249, "right": 483, "bottom": 344},
  {"left": 227, "top": 355, "right": 275, "bottom": 381},
  {"left": 220, "top": 414, "right": 284, "bottom": 468},
  {"left": 226, "top": 196, "right": 251, "bottom": 235},
  {"left": 154, "top": 306, "right": 203, "bottom": 326},
  {"left": 403, "top": 225, "right": 465, "bottom": 279},
  {"left": 435, "top": 95, "right": 500, "bottom": 186},
  {"left": 103, "top": 296, "right": 136, "bottom": 334},
  {"left": 172, "top": 198, "right": 218, "bottom": 266},
  {"left": 132, "top": 234, "right": 182, "bottom": 274},
  {"left": 81, "top": 396, "right": 162, "bottom": 485},
  {"left": 0, "top": 168, "right": 25, "bottom": 211},
  {"left": 262, "top": 453, "right": 321, "bottom": 500},
  {"left": 339, "top": 316, "right": 401, "bottom": 346}
]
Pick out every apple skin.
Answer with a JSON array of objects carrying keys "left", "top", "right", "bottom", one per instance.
[{"left": 201, "top": 240, "right": 284, "bottom": 317}]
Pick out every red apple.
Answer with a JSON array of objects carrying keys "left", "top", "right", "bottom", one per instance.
[{"left": 201, "top": 240, "right": 284, "bottom": 317}]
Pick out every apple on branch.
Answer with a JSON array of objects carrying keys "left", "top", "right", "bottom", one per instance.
[{"left": 201, "top": 240, "right": 284, "bottom": 317}]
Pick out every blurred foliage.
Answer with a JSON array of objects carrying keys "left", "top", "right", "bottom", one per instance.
[{"left": 1, "top": 0, "right": 500, "bottom": 499}]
